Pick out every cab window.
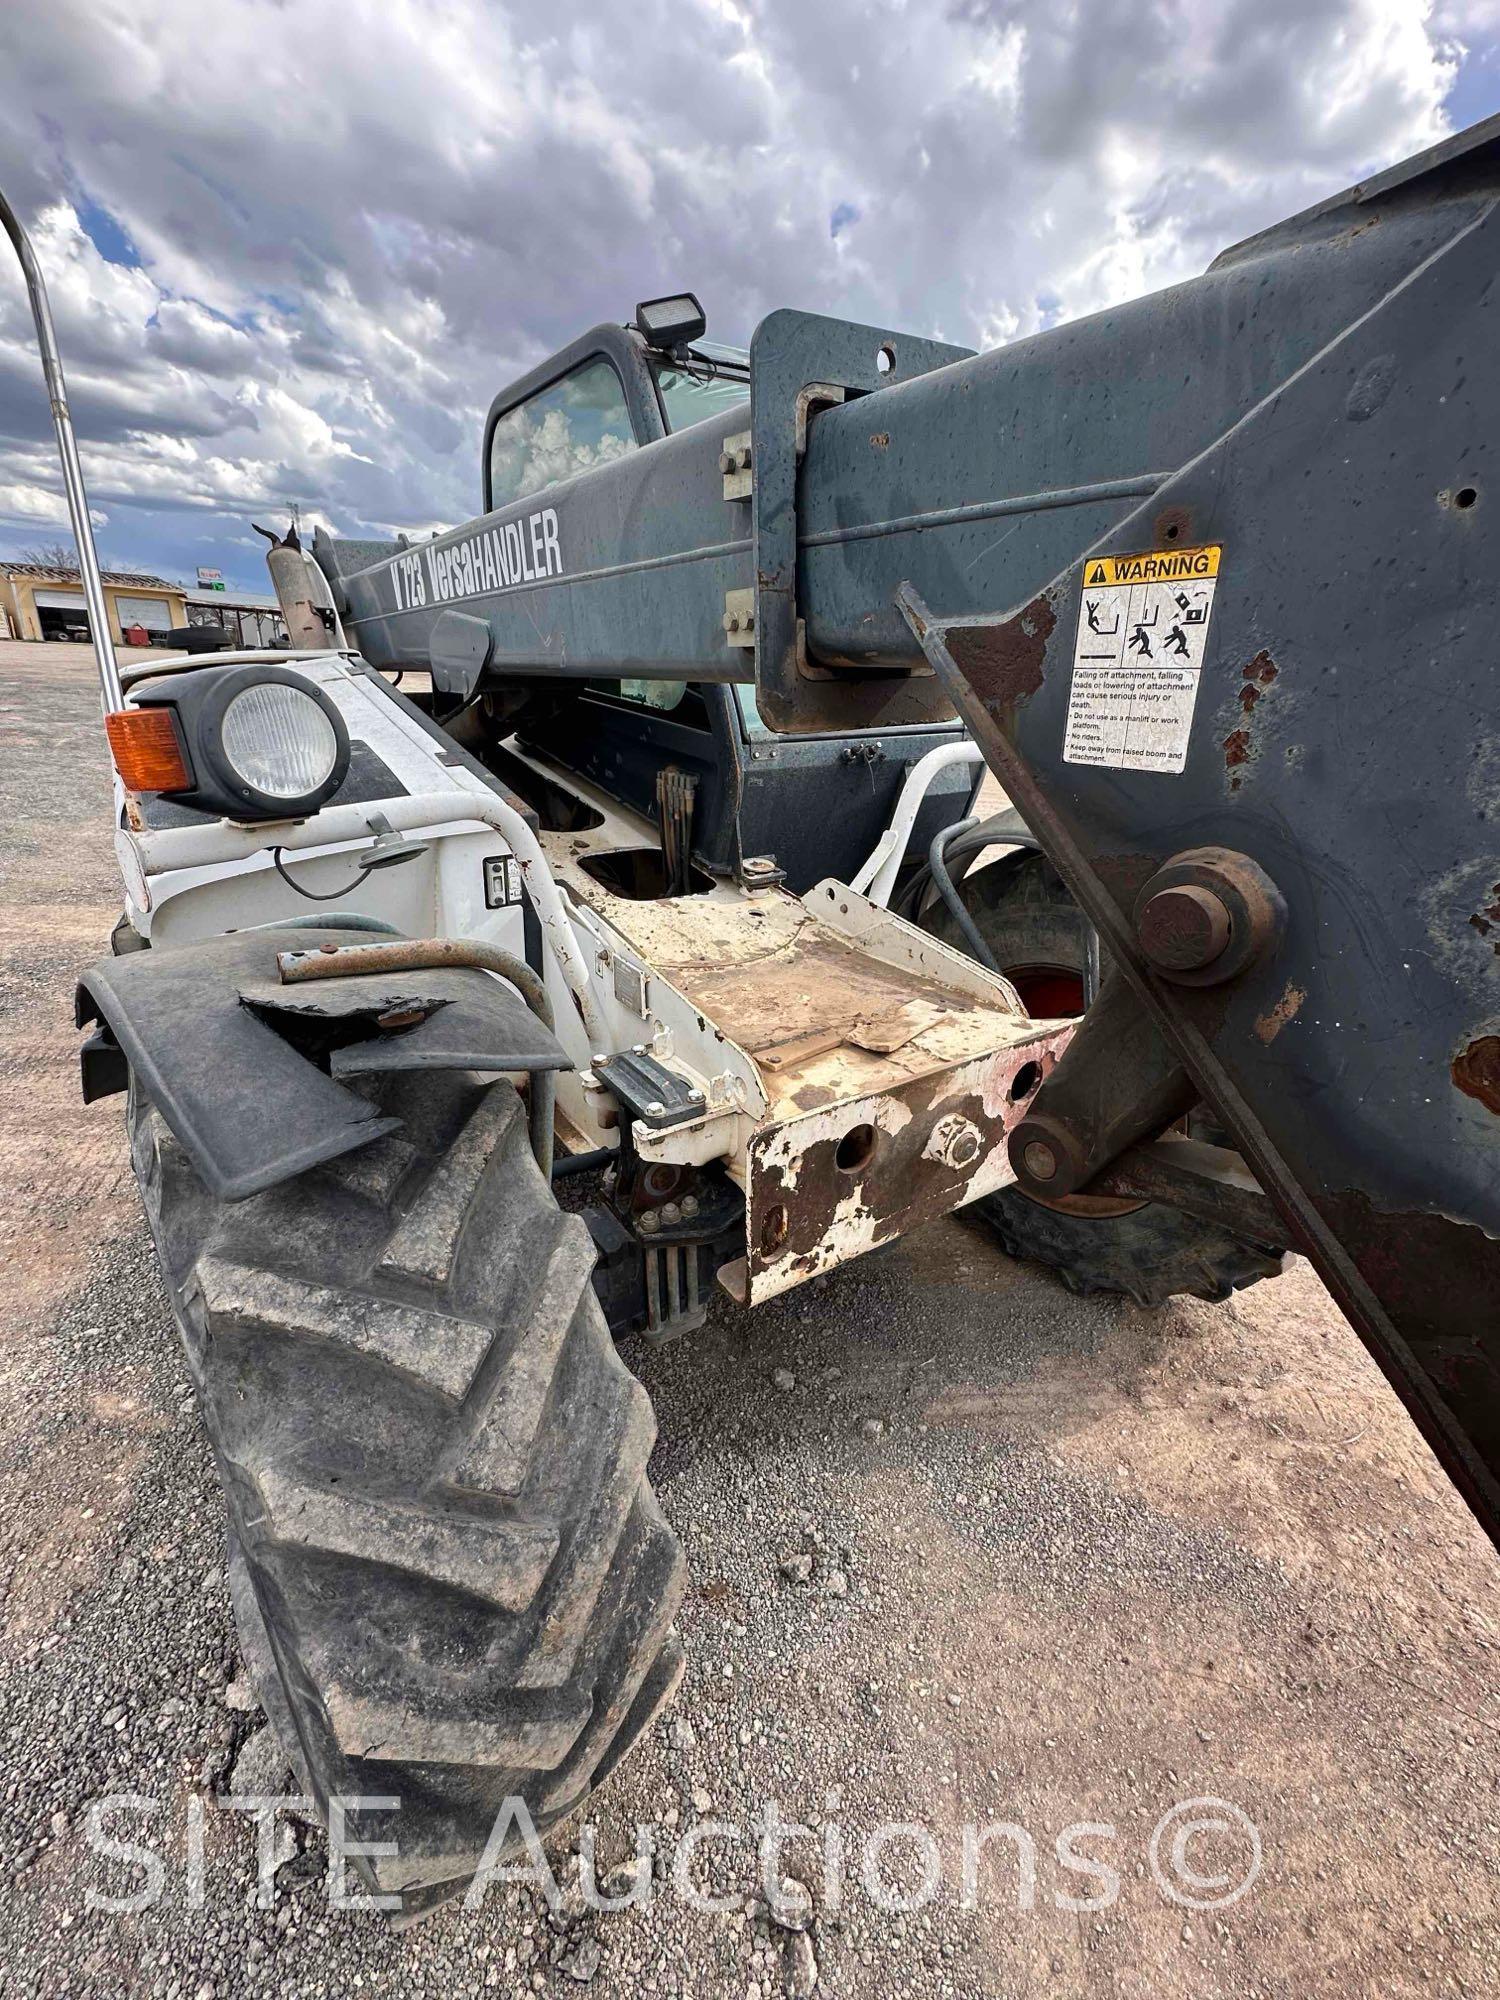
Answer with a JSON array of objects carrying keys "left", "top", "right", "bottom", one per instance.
[
  {"left": 653, "top": 363, "right": 750, "bottom": 434},
  {"left": 652, "top": 341, "right": 750, "bottom": 434},
  {"left": 489, "top": 358, "right": 636, "bottom": 510}
]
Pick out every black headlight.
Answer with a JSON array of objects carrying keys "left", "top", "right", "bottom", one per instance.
[{"left": 130, "top": 664, "right": 351, "bottom": 820}]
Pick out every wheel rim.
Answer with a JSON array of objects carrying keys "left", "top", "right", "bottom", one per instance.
[{"left": 1007, "top": 965, "right": 1085, "bottom": 1018}]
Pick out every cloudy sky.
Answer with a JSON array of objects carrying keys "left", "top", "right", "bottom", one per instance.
[{"left": 0, "top": 0, "right": 1496, "bottom": 590}]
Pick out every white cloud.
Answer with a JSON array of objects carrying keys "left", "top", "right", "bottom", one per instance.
[
  {"left": 0, "top": 0, "right": 1481, "bottom": 586},
  {"left": 0, "top": 479, "right": 106, "bottom": 527}
]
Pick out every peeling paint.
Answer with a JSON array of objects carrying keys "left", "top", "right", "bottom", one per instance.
[
  {"left": 1468, "top": 881, "right": 1500, "bottom": 953},
  {"left": 745, "top": 1028, "right": 1070, "bottom": 1303},
  {"left": 1255, "top": 981, "right": 1307, "bottom": 1044},
  {"left": 1453, "top": 1035, "right": 1500, "bottom": 1115},
  {"left": 1225, "top": 652, "right": 1279, "bottom": 786},
  {"left": 943, "top": 590, "right": 1056, "bottom": 714},
  {"left": 791, "top": 1083, "right": 836, "bottom": 1110}
]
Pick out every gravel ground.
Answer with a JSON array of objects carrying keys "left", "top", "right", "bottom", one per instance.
[{"left": 1, "top": 641, "right": 1497, "bottom": 1999}]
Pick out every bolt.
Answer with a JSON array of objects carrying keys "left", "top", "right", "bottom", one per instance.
[
  {"left": 718, "top": 451, "right": 735, "bottom": 475},
  {"left": 662, "top": 1202, "right": 682, "bottom": 1225},
  {"left": 723, "top": 611, "right": 741, "bottom": 633},
  {"left": 681, "top": 1194, "right": 699, "bottom": 1218},
  {"left": 1138, "top": 883, "right": 1232, "bottom": 973},
  {"left": 590, "top": 1052, "right": 606, "bottom": 1067},
  {"left": 1022, "top": 1140, "right": 1059, "bottom": 1182},
  {"left": 640, "top": 1210, "right": 660, "bottom": 1234},
  {"left": 735, "top": 444, "right": 752, "bottom": 470},
  {"left": 744, "top": 610, "right": 755, "bottom": 630},
  {"left": 688, "top": 1085, "right": 704, "bottom": 1101},
  {"left": 646, "top": 1099, "right": 665, "bottom": 1116}
]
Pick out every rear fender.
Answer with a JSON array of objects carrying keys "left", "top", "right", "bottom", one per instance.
[{"left": 76, "top": 925, "right": 568, "bottom": 1201}]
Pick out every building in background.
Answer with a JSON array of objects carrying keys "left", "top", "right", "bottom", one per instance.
[
  {"left": 0, "top": 562, "right": 186, "bottom": 644},
  {"left": 0, "top": 561, "right": 290, "bottom": 650},
  {"left": 184, "top": 588, "right": 289, "bottom": 650}
]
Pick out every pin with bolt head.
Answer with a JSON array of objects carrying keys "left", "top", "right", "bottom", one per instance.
[{"left": 1137, "top": 883, "right": 1231, "bottom": 973}]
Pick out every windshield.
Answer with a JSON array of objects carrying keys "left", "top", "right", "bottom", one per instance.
[{"left": 654, "top": 342, "right": 750, "bottom": 433}]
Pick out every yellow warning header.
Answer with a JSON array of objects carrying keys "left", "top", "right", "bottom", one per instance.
[{"left": 1083, "top": 544, "right": 1221, "bottom": 588}]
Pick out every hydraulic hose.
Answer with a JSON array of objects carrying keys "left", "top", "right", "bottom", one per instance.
[
  {"left": 551, "top": 1144, "right": 615, "bottom": 1181},
  {"left": 895, "top": 809, "right": 1039, "bottom": 922},
  {"left": 926, "top": 818, "right": 1001, "bottom": 972}
]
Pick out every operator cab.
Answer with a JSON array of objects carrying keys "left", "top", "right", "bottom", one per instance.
[
  {"left": 472, "top": 294, "right": 968, "bottom": 896},
  {"left": 483, "top": 293, "right": 748, "bottom": 514}
]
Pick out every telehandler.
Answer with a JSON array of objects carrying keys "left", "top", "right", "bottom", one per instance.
[{"left": 3, "top": 111, "right": 1495, "bottom": 1918}]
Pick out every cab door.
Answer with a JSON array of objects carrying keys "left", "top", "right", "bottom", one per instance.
[{"left": 482, "top": 325, "right": 664, "bottom": 514}]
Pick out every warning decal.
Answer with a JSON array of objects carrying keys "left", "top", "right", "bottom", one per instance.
[{"left": 1064, "top": 544, "right": 1221, "bottom": 773}]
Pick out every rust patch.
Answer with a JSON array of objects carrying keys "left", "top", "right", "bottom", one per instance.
[
  {"left": 1453, "top": 1036, "right": 1500, "bottom": 1114},
  {"left": 676, "top": 904, "right": 975, "bottom": 1076},
  {"left": 944, "top": 591, "right": 1056, "bottom": 713},
  {"left": 1468, "top": 884, "right": 1500, "bottom": 950},
  {"left": 746, "top": 1027, "right": 1071, "bottom": 1299},
  {"left": 870, "top": 432, "right": 890, "bottom": 448},
  {"left": 759, "top": 1072, "right": 993, "bottom": 1280},
  {"left": 1315, "top": 1189, "right": 1500, "bottom": 1361},
  {"left": 1153, "top": 503, "right": 1193, "bottom": 546},
  {"left": 1225, "top": 653, "right": 1278, "bottom": 784},
  {"left": 1255, "top": 981, "right": 1307, "bottom": 1044},
  {"left": 792, "top": 1083, "right": 836, "bottom": 1110}
]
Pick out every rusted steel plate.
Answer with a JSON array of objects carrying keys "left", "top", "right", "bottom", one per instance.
[{"left": 745, "top": 1026, "right": 1069, "bottom": 1302}]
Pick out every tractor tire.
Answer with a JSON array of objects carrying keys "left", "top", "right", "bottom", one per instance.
[
  {"left": 918, "top": 846, "right": 1097, "bottom": 1019},
  {"left": 129, "top": 1067, "right": 685, "bottom": 1918},
  {"left": 921, "top": 849, "right": 1284, "bottom": 1305},
  {"left": 969, "top": 1186, "right": 1284, "bottom": 1306}
]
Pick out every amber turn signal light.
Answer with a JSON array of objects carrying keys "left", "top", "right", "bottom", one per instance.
[{"left": 106, "top": 706, "right": 191, "bottom": 794}]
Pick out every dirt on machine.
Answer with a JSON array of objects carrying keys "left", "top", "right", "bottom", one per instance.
[{"left": 2, "top": 113, "right": 1495, "bottom": 1918}]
